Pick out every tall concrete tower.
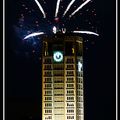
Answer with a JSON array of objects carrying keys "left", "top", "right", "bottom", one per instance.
[{"left": 42, "top": 35, "right": 84, "bottom": 120}]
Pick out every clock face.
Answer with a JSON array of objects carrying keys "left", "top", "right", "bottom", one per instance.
[{"left": 53, "top": 51, "right": 63, "bottom": 62}]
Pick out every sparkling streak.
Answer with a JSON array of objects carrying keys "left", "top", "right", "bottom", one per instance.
[
  {"left": 73, "top": 31, "right": 99, "bottom": 36},
  {"left": 55, "top": 0, "right": 61, "bottom": 17},
  {"left": 24, "top": 32, "right": 45, "bottom": 39},
  {"left": 63, "top": 0, "right": 76, "bottom": 16},
  {"left": 34, "top": 0, "right": 46, "bottom": 18},
  {"left": 69, "top": 0, "right": 91, "bottom": 17}
]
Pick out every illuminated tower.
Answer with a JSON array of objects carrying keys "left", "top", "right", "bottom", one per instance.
[{"left": 42, "top": 35, "right": 84, "bottom": 120}]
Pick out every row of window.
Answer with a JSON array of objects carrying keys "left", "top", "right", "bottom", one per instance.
[
  {"left": 44, "top": 73, "right": 83, "bottom": 77},
  {"left": 45, "top": 104, "right": 78, "bottom": 108},
  {"left": 43, "top": 115, "right": 75, "bottom": 120},
  {"left": 44, "top": 83, "right": 76, "bottom": 88},
  {"left": 44, "top": 115, "right": 82, "bottom": 119},
  {"left": 44, "top": 91, "right": 82, "bottom": 96},
  {"left": 43, "top": 58, "right": 82, "bottom": 63},
  {"left": 44, "top": 71, "right": 78, "bottom": 77},
  {"left": 44, "top": 91, "right": 83, "bottom": 96},
  {"left": 44, "top": 66, "right": 83, "bottom": 71},
  {"left": 44, "top": 77, "right": 75, "bottom": 83},
  {"left": 43, "top": 70, "right": 83, "bottom": 75},
  {"left": 44, "top": 97, "right": 83, "bottom": 102},
  {"left": 43, "top": 58, "right": 75, "bottom": 64},
  {"left": 44, "top": 65, "right": 75, "bottom": 70}
]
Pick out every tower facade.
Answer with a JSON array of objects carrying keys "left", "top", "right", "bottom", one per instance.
[{"left": 42, "top": 35, "right": 84, "bottom": 120}]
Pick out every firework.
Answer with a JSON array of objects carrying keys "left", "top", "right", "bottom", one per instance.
[
  {"left": 63, "top": 0, "right": 76, "bottom": 16},
  {"left": 55, "top": 0, "right": 61, "bottom": 17},
  {"left": 34, "top": 0, "right": 46, "bottom": 18},
  {"left": 73, "top": 30, "right": 99, "bottom": 36},
  {"left": 17, "top": 0, "right": 99, "bottom": 41},
  {"left": 69, "top": 0, "right": 91, "bottom": 17},
  {"left": 24, "top": 32, "right": 45, "bottom": 39}
]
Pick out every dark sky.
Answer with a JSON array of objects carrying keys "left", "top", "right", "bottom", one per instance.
[{"left": 5, "top": 0, "right": 116, "bottom": 120}]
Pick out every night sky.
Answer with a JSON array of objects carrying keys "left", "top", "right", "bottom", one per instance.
[{"left": 5, "top": 0, "right": 116, "bottom": 120}]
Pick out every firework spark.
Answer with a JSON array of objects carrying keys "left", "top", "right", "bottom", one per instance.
[
  {"left": 73, "top": 30, "right": 99, "bottom": 36},
  {"left": 69, "top": 0, "right": 91, "bottom": 18},
  {"left": 63, "top": 0, "right": 76, "bottom": 16},
  {"left": 24, "top": 32, "right": 45, "bottom": 39},
  {"left": 34, "top": 0, "right": 46, "bottom": 18},
  {"left": 55, "top": 0, "right": 61, "bottom": 17}
]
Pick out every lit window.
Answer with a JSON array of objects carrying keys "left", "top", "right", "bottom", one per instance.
[
  {"left": 77, "top": 97, "right": 83, "bottom": 102},
  {"left": 67, "top": 116, "right": 74, "bottom": 119},
  {"left": 44, "top": 78, "right": 52, "bottom": 83},
  {"left": 77, "top": 103, "right": 83, "bottom": 108},
  {"left": 45, "top": 109, "right": 52, "bottom": 113},
  {"left": 66, "top": 65, "right": 74, "bottom": 70},
  {"left": 45, "top": 116, "right": 52, "bottom": 119},
  {"left": 67, "top": 103, "right": 74, "bottom": 107},
  {"left": 77, "top": 72, "right": 83, "bottom": 77},
  {"left": 45, "top": 103, "right": 52, "bottom": 107},
  {"left": 77, "top": 78, "right": 83, "bottom": 83},
  {"left": 77, "top": 84, "right": 83, "bottom": 89},
  {"left": 67, "top": 97, "right": 74, "bottom": 101},
  {"left": 67, "top": 90, "right": 74, "bottom": 94},
  {"left": 67, "top": 84, "right": 74, "bottom": 88},
  {"left": 45, "top": 84, "right": 52, "bottom": 88},
  {"left": 45, "top": 91, "right": 52, "bottom": 95},
  {"left": 66, "top": 71, "right": 74, "bottom": 76},
  {"left": 44, "top": 72, "right": 52, "bottom": 77},
  {"left": 77, "top": 91, "right": 83, "bottom": 96},
  {"left": 66, "top": 78, "right": 74, "bottom": 83},
  {"left": 45, "top": 97, "right": 52, "bottom": 101},
  {"left": 67, "top": 110, "right": 74, "bottom": 113}
]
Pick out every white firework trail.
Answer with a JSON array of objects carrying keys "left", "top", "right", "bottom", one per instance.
[
  {"left": 34, "top": 0, "right": 46, "bottom": 18},
  {"left": 69, "top": 0, "right": 91, "bottom": 18},
  {"left": 73, "top": 31, "right": 99, "bottom": 36},
  {"left": 63, "top": 0, "right": 76, "bottom": 16},
  {"left": 55, "top": 0, "right": 61, "bottom": 17},
  {"left": 24, "top": 32, "right": 45, "bottom": 39}
]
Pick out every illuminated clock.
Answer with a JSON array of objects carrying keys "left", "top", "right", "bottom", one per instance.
[{"left": 53, "top": 51, "right": 63, "bottom": 62}]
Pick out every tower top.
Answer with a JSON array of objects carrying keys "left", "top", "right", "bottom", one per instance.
[{"left": 43, "top": 34, "right": 83, "bottom": 43}]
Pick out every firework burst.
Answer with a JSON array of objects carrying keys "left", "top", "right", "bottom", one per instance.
[{"left": 15, "top": 0, "right": 99, "bottom": 47}]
